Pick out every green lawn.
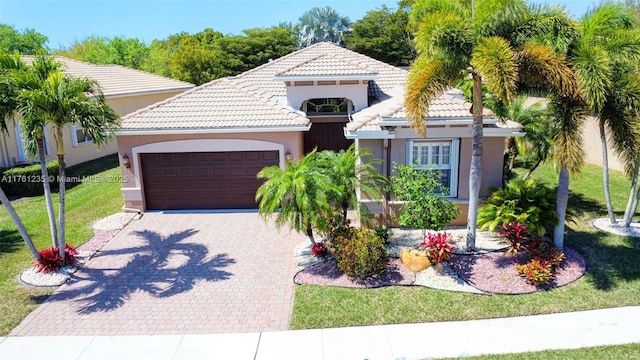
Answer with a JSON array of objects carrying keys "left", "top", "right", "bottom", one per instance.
[
  {"left": 0, "top": 155, "right": 123, "bottom": 335},
  {"left": 441, "top": 343, "right": 640, "bottom": 359},
  {"left": 290, "top": 161, "right": 640, "bottom": 330}
]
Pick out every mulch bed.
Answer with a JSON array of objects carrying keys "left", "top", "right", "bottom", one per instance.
[
  {"left": 449, "top": 246, "right": 587, "bottom": 294},
  {"left": 294, "top": 246, "right": 587, "bottom": 294},
  {"left": 293, "top": 258, "right": 415, "bottom": 288}
]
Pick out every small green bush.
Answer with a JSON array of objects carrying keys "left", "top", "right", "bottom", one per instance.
[
  {"left": 390, "top": 164, "right": 461, "bottom": 232},
  {"left": 332, "top": 226, "right": 387, "bottom": 279},
  {"left": 477, "top": 178, "right": 566, "bottom": 237},
  {"left": 0, "top": 161, "right": 59, "bottom": 196}
]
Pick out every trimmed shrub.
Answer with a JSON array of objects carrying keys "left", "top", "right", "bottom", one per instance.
[
  {"left": 332, "top": 226, "right": 387, "bottom": 279},
  {"left": 0, "top": 161, "right": 59, "bottom": 196}
]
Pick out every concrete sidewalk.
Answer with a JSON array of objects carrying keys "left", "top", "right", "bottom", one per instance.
[{"left": 1, "top": 306, "right": 639, "bottom": 360}]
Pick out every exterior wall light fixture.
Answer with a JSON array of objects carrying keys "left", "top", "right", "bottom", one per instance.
[{"left": 122, "top": 154, "right": 131, "bottom": 169}]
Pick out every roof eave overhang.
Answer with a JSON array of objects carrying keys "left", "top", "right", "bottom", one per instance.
[
  {"left": 104, "top": 86, "right": 195, "bottom": 99},
  {"left": 344, "top": 128, "right": 396, "bottom": 140},
  {"left": 117, "top": 124, "right": 311, "bottom": 136},
  {"left": 274, "top": 74, "right": 378, "bottom": 82},
  {"left": 378, "top": 117, "right": 498, "bottom": 127},
  {"left": 485, "top": 129, "right": 525, "bottom": 137}
]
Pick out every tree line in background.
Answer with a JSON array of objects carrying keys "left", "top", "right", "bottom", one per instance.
[{"left": 0, "top": 1, "right": 416, "bottom": 85}]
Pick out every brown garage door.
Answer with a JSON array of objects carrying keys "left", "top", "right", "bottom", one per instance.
[{"left": 141, "top": 151, "right": 279, "bottom": 210}]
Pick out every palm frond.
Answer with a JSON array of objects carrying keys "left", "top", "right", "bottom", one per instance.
[
  {"left": 572, "top": 43, "right": 612, "bottom": 112},
  {"left": 471, "top": 36, "right": 517, "bottom": 103},
  {"left": 406, "top": 57, "right": 462, "bottom": 137},
  {"left": 548, "top": 94, "right": 588, "bottom": 174},
  {"left": 516, "top": 43, "right": 577, "bottom": 98},
  {"left": 414, "top": 12, "right": 474, "bottom": 61}
]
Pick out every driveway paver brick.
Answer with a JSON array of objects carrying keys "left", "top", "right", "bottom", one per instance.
[{"left": 11, "top": 212, "right": 306, "bottom": 336}]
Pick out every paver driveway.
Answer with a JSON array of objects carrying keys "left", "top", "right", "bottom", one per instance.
[{"left": 11, "top": 212, "right": 306, "bottom": 336}]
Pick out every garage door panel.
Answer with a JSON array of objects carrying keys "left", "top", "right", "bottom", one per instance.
[{"left": 141, "top": 150, "right": 278, "bottom": 210}]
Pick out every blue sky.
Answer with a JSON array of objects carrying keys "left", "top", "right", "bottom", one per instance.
[{"left": 1, "top": 0, "right": 594, "bottom": 50}]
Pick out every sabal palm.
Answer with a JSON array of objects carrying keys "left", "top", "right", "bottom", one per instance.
[
  {"left": 256, "top": 151, "right": 337, "bottom": 245},
  {"left": 406, "top": 0, "right": 574, "bottom": 250},
  {"left": 297, "top": 6, "right": 351, "bottom": 47},
  {"left": 315, "top": 144, "right": 388, "bottom": 221},
  {"left": 0, "top": 55, "right": 40, "bottom": 260},
  {"left": 18, "top": 69, "right": 119, "bottom": 258}
]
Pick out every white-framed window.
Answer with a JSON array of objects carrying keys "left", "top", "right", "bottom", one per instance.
[
  {"left": 14, "top": 125, "right": 49, "bottom": 162},
  {"left": 407, "top": 139, "right": 460, "bottom": 197},
  {"left": 71, "top": 124, "right": 93, "bottom": 146}
]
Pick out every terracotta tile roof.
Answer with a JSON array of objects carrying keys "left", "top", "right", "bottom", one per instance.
[
  {"left": 121, "top": 78, "right": 309, "bottom": 131},
  {"left": 121, "top": 42, "right": 408, "bottom": 131},
  {"left": 276, "top": 53, "right": 377, "bottom": 77},
  {"left": 21, "top": 56, "right": 194, "bottom": 98}
]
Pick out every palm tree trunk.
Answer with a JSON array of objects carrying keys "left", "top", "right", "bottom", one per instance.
[
  {"left": 466, "top": 73, "right": 484, "bottom": 251},
  {"left": 56, "top": 129, "right": 66, "bottom": 259},
  {"left": 507, "top": 137, "right": 518, "bottom": 172},
  {"left": 0, "top": 185, "right": 40, "bottom": 260},
  {"left": 599, "top": 121, "right": 616, "bottom": 224},
  {"left": 305, "top": 224, "right": 317, "bottom": 246},
  {"left": 623, "top": 158, "right": 640, "bottom": 227},
  {"left": 553, "top": 165, "right": 570, "bottom": 250},
  {"left": 522, "top": 158, "right": 542, "bottom": 181},
  {"left": 37, "top": 135, "right": 58, "bottom": 248}
]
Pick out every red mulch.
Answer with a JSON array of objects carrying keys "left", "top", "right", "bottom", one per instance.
[
  {"left": 449, "top": 246, "right": 587, "bottom": 294},
  {"left": 294, "top": 258, "right": 415, "bottom": 288}
]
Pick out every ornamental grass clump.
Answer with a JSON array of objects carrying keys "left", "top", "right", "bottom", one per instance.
[{"left": 35, "top": 244, "right": 78, "bottom": 273}]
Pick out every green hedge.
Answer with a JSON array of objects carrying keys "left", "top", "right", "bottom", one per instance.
[{"left": 0, "top": 161, "right": 59, "bottom": 197}]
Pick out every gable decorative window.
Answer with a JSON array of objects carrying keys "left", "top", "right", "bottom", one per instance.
[
  {"left": 71, "top": 124, "right": 93, "bottom": 146},
  {"left": 407, "top": 139, "right": 459, "bottom": 197},
  {"left": 302, "top": 98, "right": 353, "bottom": 115},
  {"left": 14, "top": 125, "right": 49, "bottom": 163}
]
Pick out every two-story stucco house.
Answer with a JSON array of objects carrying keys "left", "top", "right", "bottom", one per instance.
[
  {"left": 116, "top": 42, "right": 520, "bottom": 225},
  {"left": 0, "top": 56, "right": 194, "bottom": 168}
]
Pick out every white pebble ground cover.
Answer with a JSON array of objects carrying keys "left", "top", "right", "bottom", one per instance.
[{"left": 19, "top": 212, "right": 136, "bottom": 287}]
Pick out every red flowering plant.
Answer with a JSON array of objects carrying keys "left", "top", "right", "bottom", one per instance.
[
  {"left": 35, "top": 244, "right": 78, "bottom": 273},
  {"left": 311, "top": 242, "right": 328, "bottom": 257},
  {"left": 498, "top": 221, "right": 530, "bottom": 255},
  {"left": 419, "top": 232, "right": 456, "bottom": 266}
]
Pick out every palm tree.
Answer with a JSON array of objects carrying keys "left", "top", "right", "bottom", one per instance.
[
  {"left": 406, "top": 0, "right": 575, "bottom": 250},
  {"left": 569, "top": 3, "right": 640, "bottom": 225},
  {"left": 315, "top": 144, "right": 388, "bottom": 222},
  {"left": 18, "top": 69, "right": 119, "bottom": 258},
  {"left": 6, "top": 55, "right": 63, "bottom": 249},
  {"left": 297, "top": 6, "right": 351, "bottom": 47},
  {"left": 487, "top": 96, "right": 552, "bottom": 179},
  {"left": 256, "top": 151, "right": 337, "bottom": 245},
  {"left": 0, "top": 56, "right": 40, "bottom": 260},
  {"left": 549, "top": 95, "right": 587, "bottom": 250}
]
